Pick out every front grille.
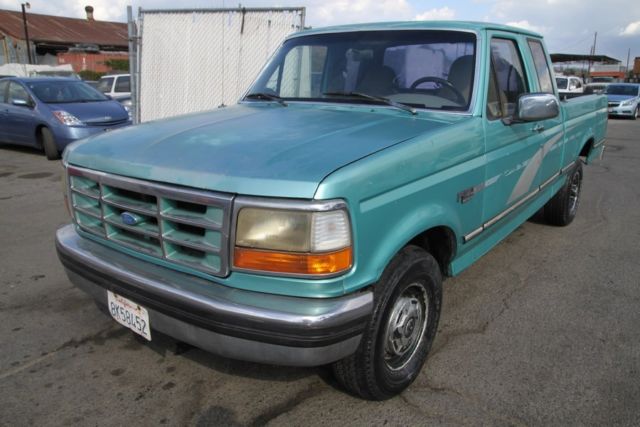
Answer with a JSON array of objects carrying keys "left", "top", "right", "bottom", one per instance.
[
  {"left": 608, "top": 102, "right": 620, "bottom": 107},
  {"left": 85, "top": 118, "right": 129, "bottom": 127},
  {"left": 67, "top": 165, "right": 233, "bottom": 277}
]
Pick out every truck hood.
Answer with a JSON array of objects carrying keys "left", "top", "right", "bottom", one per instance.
[{"left": 65, "top": 103, "right": 455, "bottom": 198}]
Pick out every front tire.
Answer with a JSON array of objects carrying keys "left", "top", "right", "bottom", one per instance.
[
  {"left": 544, "top": 162, "right": 583, "bottom": 226},
  {"left": 332, "top": 246, "right": 442, "bottom": 400},
  {"left": 40, "top": 127, "right": 60, "bottom": 160}
]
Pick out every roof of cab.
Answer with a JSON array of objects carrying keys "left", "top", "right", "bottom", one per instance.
[{"left": 288, "top": 20, "right": 542, "bottom": 39}]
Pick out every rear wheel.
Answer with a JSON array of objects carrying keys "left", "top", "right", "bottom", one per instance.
[
  {"left": 332, "top": 246, "right": 442, "bottom": 400},
  {"left": 544, "top": 162, "right": 583, "bottom": 226},
  {"left": 40, "top": 127, "right": 60, "bottom": 160}
]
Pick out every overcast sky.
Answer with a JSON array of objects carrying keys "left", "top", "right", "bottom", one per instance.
[{"left": 1, "top": 0, "right": 639, "bottom": 64}]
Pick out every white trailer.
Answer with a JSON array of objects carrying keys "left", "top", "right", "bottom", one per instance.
[{"left": 129, "top": 7, "right": 305, "bottom": 123}]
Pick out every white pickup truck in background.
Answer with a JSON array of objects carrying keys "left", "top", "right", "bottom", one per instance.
[{"left": 556, "top": 75, "right": 584, "bottom": 98}]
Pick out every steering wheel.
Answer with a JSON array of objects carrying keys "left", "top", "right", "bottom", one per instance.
[{"left": 410, "top": 76, "right": 466, "bottom": 105}]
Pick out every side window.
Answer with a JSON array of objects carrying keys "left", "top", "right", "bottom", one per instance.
[
  {"left": 0, "top": 80, "right": 8, "bottom": 103},
  {"left": 8, "top": 82, "right": 30, "bottom": 103},
  {"left": 115, "top": 76, "right": 130, "bottom": 93},
  {"left": 486, "top": 38, "right": 529, "bottom": 120},
  {"left": 527, "top": 39, "right": 554, "bottom": 94}
]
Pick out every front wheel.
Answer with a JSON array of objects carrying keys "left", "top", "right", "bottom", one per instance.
[
  {"left": 40, "top": 127, "right": 60, "bottom": 160},
  {"left": 332, "top": 246, "right": 442, "bottom": 400},
  {"left": 544, "top": 162, "right": 583, "bottom": 226},
  {"left": 633, "top": 107, "right": 638, "bottom": 120}
]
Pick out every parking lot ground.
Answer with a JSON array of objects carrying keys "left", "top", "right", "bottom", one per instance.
[{"left": 1, "top": 119, "right": 639, "bottom": 426}]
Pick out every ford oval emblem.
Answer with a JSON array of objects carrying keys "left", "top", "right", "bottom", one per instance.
[{"left": 121, "top": 211, "right": 141, "bottom": 226}]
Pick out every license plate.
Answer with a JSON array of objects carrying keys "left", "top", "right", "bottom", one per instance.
[
  {"left": 608, "top": 108, "right": 614, "bottom": 113},
  {"left": 107, "top": 291, "right": 151, "bottom": 340}
]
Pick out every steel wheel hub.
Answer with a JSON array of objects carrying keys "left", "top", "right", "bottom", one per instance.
[
  {"left": 568, "top": 171, "right": 581, "bottom": 215},
  {"left": 383, "top": 283, "right": 429, "bottom": 370}
]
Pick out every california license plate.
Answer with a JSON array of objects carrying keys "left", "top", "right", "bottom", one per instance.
[{"left": 107, "top": 291, "right": 151, "bottom": 340}]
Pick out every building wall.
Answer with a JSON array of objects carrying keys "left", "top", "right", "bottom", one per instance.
[
  {"left": 57, "top": 51, "right": 128, "bottom": 73},
  {"left": 0, "top": 34, "right": 32, "bottom": 65}
]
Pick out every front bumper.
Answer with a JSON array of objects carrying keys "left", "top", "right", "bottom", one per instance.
[
  {"left": 608, "top": 105, "right": 637, "bottom": 117},
  {"left": 55, "top": 225, "right": 372, "bottom": 366},
  {"left": 53, "top": 121, "right": 132, "bottom": 149}
]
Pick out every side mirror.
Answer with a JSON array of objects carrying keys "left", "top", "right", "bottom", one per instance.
[
  {"left": 12, "top": 98, "right": 31, "bottom": 107},
  {"left": 515, "top": 93, "right": 559, "bottom": 122}
]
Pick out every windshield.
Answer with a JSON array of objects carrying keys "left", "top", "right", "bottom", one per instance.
[
  {"left": 27, "top": 81, "right": 110, "bottom": 103},
  {"left": 97, "top": 77, "right": 114, "bottom": 93},
  {"left": 556, "top": 77, "right": 568, "bottom": 89},
  {"left": 247, "top": 30, "right": 477, "bottom": 111},
  {"left": 606, "top": 85, "right": 640, "bottom": 96}
]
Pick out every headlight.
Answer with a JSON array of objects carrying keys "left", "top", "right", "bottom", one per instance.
[
  {"left": 53, "top": 110, "right": 83, "bottom": 126},
  {"left": 620, "top": 99, "right": 635, "bottom": 106},
  {"left": 234, "top": 205, "right": 352, "bottom": 276},
  {"left": 122, "top": 104, "right": 132, "bottom": 120}
]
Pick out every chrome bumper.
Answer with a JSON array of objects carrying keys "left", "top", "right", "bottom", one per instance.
[{"left": 55, "top": 224, "right": 372, "bottom": 367}]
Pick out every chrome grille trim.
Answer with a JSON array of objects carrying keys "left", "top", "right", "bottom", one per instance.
[{"left": 67, "top": 165, "right": 233, "bottom": 277}]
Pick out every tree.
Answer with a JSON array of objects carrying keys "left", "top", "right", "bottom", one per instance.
[{"left": 104, "top": 59, "right": 129, "bottom": 71}]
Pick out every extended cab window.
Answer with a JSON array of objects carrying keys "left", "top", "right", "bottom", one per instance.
[
  {"left": 486, "top": 38, "right": 528, "bottom": 120},
  {"left": 527, "top": 39, "right": 554, "bottom": 94}
]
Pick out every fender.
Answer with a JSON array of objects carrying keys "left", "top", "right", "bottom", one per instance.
[{"left": 369, "top": 202, "right": 460, "bottom": 280}]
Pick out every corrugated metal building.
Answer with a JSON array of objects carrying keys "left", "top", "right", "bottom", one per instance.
[{"left": 0, "top": 7, "right": 127, "bottom": 72}]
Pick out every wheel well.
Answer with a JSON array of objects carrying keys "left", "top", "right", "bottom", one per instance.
[
  {"left": 34, "top": 125, "right": 47, "bottom": 148},
  {"left": 408, "top": 226, "right": 456, "bottom": 277},
  {"left": 579, "top": 138, "right": 594, "bottom": 160}
]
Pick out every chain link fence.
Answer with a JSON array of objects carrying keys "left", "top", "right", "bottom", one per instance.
[{"left": 132, "top": 8, "right": 304, "bottom": 123}]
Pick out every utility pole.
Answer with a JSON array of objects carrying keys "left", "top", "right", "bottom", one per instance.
[
  {"left": 21, "top": 2, "right": 32, "bottom": 64},
  {"left": 626, "top": 48, "right": 631, "bottom": 81},
  {"left": 587, "top": 31, "right": 597, "bottom": 82}
]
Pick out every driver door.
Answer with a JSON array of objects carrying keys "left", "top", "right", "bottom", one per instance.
[{"left": 481, "top": 34, "right": 550, "bottom": 226}]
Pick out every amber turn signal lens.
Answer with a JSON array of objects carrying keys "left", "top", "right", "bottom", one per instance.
[{"left": 234, "top": 246, "right": 352, "bottom": 275}]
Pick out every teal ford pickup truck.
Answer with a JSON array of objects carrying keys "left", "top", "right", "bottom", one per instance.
[{"left": 56, "top": 21, "right": 607, "bottom": 400}]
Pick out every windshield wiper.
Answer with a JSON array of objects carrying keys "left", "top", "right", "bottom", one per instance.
[
  {"left": 322, "top": 91, "right": 416, "bottom": 115},
  {"left": 244, "top": 92, "right": 287, "bottom": 106}
]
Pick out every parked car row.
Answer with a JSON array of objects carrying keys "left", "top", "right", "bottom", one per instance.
[
  {"left": 0, "top": 77, "right": 131, "bottom": 159},
  {"left": 555, "top": 75, "right": 639, "bottom": 119}
]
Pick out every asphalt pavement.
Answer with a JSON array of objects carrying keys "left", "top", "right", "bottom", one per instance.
[{"left": 1, "top": 119, "right": 639, "bottom": 426}]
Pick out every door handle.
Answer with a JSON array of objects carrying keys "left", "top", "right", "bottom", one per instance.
[{"left": 531, "top": 124, "right": 545, "bottom": 133}]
